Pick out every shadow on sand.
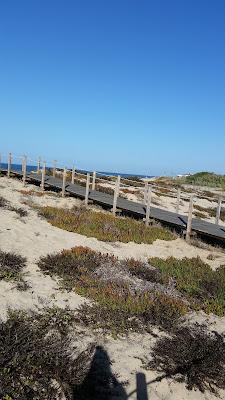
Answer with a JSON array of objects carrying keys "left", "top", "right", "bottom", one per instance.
[{"left": 73, "top": 345, "right": 150, "bottom": 400}]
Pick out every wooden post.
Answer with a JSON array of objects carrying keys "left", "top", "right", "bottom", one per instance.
[
  {"left": 186, "top": 194, "right": 194, "bottom": 242},
  {"left": 92, "top": 171, "right": 96, "bottom": 190},
  {"left": 40, "top": 161, "right": 46, "bottom": 191},
  {"left": 215, "top": 196, "right": 222, "bottom": 225},
  {"left": 144, "top": 181, "right": 148, "bottom": 205},
  {"left": 37, "top": 157, "right": 41, "bottom": 174},
  {"left": 112, "top": 175, "right": 121, "bottom": 216},
  {"left": 53, "top": 160, "right": 57, "bottom": 178},
  {"left": 62, "top": 168, "right": 67, "bottom": 197},
  {"left": 84, "top": 173, "right": 90, "bottom": 205},
  {"left": 71, "top": 166, "right": 75, "bottom": 184},
  {"left": 22, "top": 156, "right": 27, "bottom": 187},
  {"left": 145, "top": 185, "right": 152, "bottom": 226},
  {"left": 7, "top": 152, "right": 12, "bottom": 178},
  {"left": 176, "top": 188, "right": 181, "bottom": 214}
]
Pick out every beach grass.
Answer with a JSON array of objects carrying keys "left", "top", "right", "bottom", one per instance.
[{"left": 37, "top": 205, "right": 175, "bottom": 244}]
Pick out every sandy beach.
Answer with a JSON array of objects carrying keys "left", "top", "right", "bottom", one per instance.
[{"left": 1, "top": 174, "right": 225, "bottom": 399}]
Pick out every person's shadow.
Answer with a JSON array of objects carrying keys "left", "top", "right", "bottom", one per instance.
[{"left": 73, "top": 345, "right": 127, "bottom": 399}]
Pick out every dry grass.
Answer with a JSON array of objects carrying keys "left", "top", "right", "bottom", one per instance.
[{"left": 38, "top": 205, "right": 175, "bottom": 244}]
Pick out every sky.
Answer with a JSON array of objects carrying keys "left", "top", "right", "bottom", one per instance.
[{"left": 0, "top": 0, "right": 225, "bottom": 176}]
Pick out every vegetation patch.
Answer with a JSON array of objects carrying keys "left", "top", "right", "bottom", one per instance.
[
  {"left": 121, "top": 188, "right": 138, "bottom": 195},
  {"left": 155, "top": 187, "right": 173, "bottom": 196},
  {"left": 77, "top": 292, "right": 187, "bottom": 334},
  {"left": 126, "top": 258, "right": 162, "bottom": 283},
  {"left": 120, "top": 176, "right": 142, "bottom": 187},
  {"left": 38, "top": 205, "right": 175, "bottom": 244},
  {"left": 185, "top": 172, "right": 225, "bottom": 188},
  {"left": 149, "top": 257, "right": 225, "bottom": 316},
  {"left": 38, "top": 246, "right": 109, "bottom": 290},
  {"left": 201, "top": 190, "right": 217, "bottom": 199},
  {"left": 0, "top": 195, "right": 28, "bottom": 217},
  {"left": 194, "top": 204, "right": 225, "bottom": 223},
  {"left": 38, "top": 247, "right": 188, "bottom": 333},
  {"left": 0, "top": 196, "right": 8, "bottom": 208},
  {"left": 19, "top": 189, "right": 58, "bottom": 197},
  {"left": 148, "top": 325, "right": 225, "bottom": 394},
  {"left": 193, "top": 210, "right": 207, "bottom": 219},
  {"left": 95, "top": 184, "right": 126, "bottom": 198},
  {"left": 0, "top": 250, "right": 28, "bottom": 289},
  {"left": 0, "top": 308, "right": 95, "bottom": 399}
]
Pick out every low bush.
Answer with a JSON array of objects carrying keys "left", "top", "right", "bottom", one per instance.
[
  {"left": 77, "top": 287, "right": 188, "bottom": 332},
  {"left": 126, "top": 258, "right": 162, "bottom": 283},
  {"left": 38, "top": 247, "right": 188, "bottom": 333},
  {"left": 0, "top": 250, "right": 27, "bottom": 289},
  {"left": 194, "top": 205, "right": 225, "bottom": 223},
  {"left": 95, "top": 184, "right": 127, "bottom": 198},
  {"left": 193, "top": 210, "right": 206, "bottom": 219},
  {"left": 10, "top": 206, "right": 28, "bottom": 217},
  {"left": 149, "top": 257, "right": 225, "bottom": 316},
  {"left": 19, "top": 189, "right": 58, "bottom": 198},
  {"left": 186, "top": 172, "right": 225, "bottom": 188},
  {"left": 0, "top": 196, "right": 8, "bottom": 207},
  {"left": 38, "top": 246, "right": 110, "bottom": 289},
  {"left": 121, "top": 188, "right": 137, "bottom": 195},
  {"left": 149, "top": 325, "right": 225, "bottom": 394},
  {"left": 194, "top": 204, "right": 216, "bottom": 219},
  {"left": 38, "top": 205, "right": 175, "bottom": 244},
  {"left": 0, "top": 308, "right": 95, "bottom": 399},
  {"left": 0, "top": 195, "right": 28, "bottom": 217}
]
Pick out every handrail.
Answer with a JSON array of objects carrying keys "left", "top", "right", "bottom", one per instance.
[{"left": 1, "top": 151, "right": 225, "bottom": 205}]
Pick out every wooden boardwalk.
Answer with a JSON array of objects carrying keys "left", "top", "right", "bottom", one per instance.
[{"left": 1, "top": 168, "right": 225, "bottom": 242}]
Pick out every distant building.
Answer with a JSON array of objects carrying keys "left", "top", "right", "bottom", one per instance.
[{"left": 176, "top": 173, "right": 192, "bottom": 178}]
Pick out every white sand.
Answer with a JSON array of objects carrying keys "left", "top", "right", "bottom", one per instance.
[{"left": 0, "top": 176, "right": 225, "bottom": 400}]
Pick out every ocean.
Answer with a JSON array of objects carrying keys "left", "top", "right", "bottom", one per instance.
[{"left": 0, "top": 163, "right": 154, "bottom": 179}]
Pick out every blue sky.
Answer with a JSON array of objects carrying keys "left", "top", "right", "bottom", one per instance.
[{"left": 0, "top": 0, "right": 225, "bottom": 176}]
